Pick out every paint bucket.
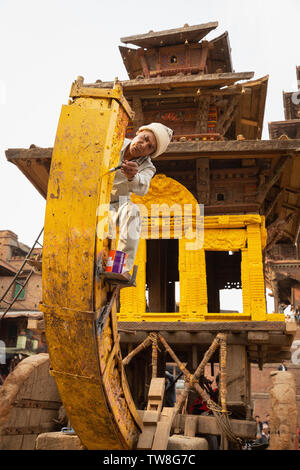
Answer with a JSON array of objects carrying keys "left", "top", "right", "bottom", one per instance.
[{"left": 105, "top": 250, "right": 127, "bottom": 274}]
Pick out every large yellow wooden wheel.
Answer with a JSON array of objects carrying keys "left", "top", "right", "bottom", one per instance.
[{"left": 40, "top": 78, "right": 142, "bottom": 450}]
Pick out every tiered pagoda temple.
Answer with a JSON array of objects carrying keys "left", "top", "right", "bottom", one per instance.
[
  {"left": 7, "top": 23, "right": 300, "bottom": 316},
  {"left": 5, "top": 23, "right": 300, "bottom": 384}
]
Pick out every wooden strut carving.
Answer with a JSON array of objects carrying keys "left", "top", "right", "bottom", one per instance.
[
  {"left": 257, "top": 155, "right": 291, "bottom": 205},
  {"left": 122, "top": 331, "right": 243, "bottom": 449}
]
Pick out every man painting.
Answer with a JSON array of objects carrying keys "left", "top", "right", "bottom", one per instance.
[{"left": 108, "top": 122, "right": 173, "bottom": 279}]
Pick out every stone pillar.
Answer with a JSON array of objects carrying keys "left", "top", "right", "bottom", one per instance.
[{"left": 269, "top": 371, "right": 298, "bottom": 450}]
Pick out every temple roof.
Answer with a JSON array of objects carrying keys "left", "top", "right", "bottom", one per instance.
[
  {"left": 269, "top": 119, "right": 300, "bottom": 139},
  {"left": 119, "top": 27, "right": 233, "bottom": 79},
  {"left": 283, "top": 91, "right": 300, "bottom": 120},
  {"left": 88, "top": 73, "right": 267, "bottom": 140},
  {"left": 120, "top": 22, "right": 218, "bottom": 48},
  {"left": 0, "top": 259, "right": 17, "bottom": 276},
  {"left": 93, "top": 72, "right": 253, "bottom": 92}
]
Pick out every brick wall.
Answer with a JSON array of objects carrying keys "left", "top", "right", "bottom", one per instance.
[
  {"left": 251, "top": 328, "right": 300, "bottom": 425},
  {"left": 0, "top": 230, "right": 42, "bottom": 311}
]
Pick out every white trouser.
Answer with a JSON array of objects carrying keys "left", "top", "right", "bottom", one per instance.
[{"left": 109, "top": 200, "right": 141, "bottom": 272}]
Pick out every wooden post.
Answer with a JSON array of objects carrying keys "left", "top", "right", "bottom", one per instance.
[
  {"left": 151, "top": 332, "right": 158, "bottom": 379},
  {"left": 219, "top": 333, "right": 227, "bottom": 412}
]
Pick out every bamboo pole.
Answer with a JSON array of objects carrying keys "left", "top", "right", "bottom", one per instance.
[
  {"left": 151, "top": 332, "right": 158, "bottom": 378},
  {"left": 122, "top": 335, "right": 152, "bottom": 366},
  {"left": 158, "top": 334, "right": 190, "bottom": 378},
  {"left": 219, "top": 333, "right": 227, "bottom": 413},
  {"left": 192, "top": 333, "right": 223, "bottom": 383}
]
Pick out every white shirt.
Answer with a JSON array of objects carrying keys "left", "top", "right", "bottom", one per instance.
[{"left": 110, "top": 138, "right": 156, "bottom": 204}]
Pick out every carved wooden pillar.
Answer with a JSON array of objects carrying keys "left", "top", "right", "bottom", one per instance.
[
  {"left": 196, "top": 158, "right": 210, "bottom": 205},
  {"left": 178, "top": 239, "right": 207, "bottom": 319},
  {"left": 195, "top": 97, "right": 210, "bottom": 133},
  {"left": 132, "top": 96, "right": 144, "bottom": 134},
  {"left": 246, "top": 224, "right": 267, "bottom": 320},
  {"left": 241, "top": 248, "right": 251, "bottom": 316}
]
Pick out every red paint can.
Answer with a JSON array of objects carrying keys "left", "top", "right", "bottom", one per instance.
[{"left": 105, "top": 250, "right": 127, "bottom": 274}]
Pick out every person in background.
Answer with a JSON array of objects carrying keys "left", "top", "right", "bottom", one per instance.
[
  {"left": 263, "top": 414, "right": 270, "bottom": 427},
  {"left": 277, "top": 359, "right": 288, "bottom": 371},
  {"left": 255, "top": 415, "right": 263, "bottom": 434}
]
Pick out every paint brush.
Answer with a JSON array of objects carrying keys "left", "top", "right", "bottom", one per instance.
[{"left": 103, "top": 159, "right": 137, "bottom": 176}]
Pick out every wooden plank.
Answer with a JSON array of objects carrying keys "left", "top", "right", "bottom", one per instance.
[
  {"left": 147, "top": 378, "right": 165, "bottom": 413},
  {"left": 148, "top": 378, "right": 165, "bottom": 400},
  {"left": 285, "top": 320, "right": 297, "bottom": 335},
  {"left": 142, "top": 410, "right": 160, "bottom": 425},
  {"left": 118, "top": 321, "right": 287, "bottom": 332},
  {"left": 175, "top": 414, "right": 256, "bottom": 439},
  {"left": 226, "top": 345, "right": 250, "bottom": 412},
  {"left": 137, "top": 410, "right": 161, "bottom": 450},
  {"left": 240, "top": 118, "right": 258, "bottom": 127},
  {"left": 152, "top": 407, "right": 175, "bottom": 450},
  {"left": 0, "top": 355, "right": 62, "bottom": 450},
  {"left": 184, "top": 416, "right": 197, "bottom": 437},
  {"left": 247, "top": 331, "right": 269, "bottom": 343},
  {"left": 137, "top": 427, "right": 156, "bottom": 449}
]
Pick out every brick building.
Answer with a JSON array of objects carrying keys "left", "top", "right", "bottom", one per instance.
[
  {"left": 251, "top": 327, "right": 300, "bottom": 427},
  {"left": 0, "top": 230, "right": 45, "bottom": 382}
]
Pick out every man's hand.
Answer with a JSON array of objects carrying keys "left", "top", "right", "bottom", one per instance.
[{"left": 121, "top": 160, "right": 138, "bottom": 180}]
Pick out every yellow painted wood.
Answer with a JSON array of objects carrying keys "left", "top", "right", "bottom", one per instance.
[
  {"left": 120, "top": 174, "right": 278, "bottom": 323},
  {"left": 119, "top": 239, "right": 146, "bottom": 320},
  {"left": 178, "top": 240, "right": 206, "bottom": 320},
  {"left": 246, "top": 224, "right": 267, "bottom": 321},
  {"left": 241, "top": 248, "right": 251, "bottom": 316},
  {"left": 40, "top": 82, "right": 141, "bottom": 450}
]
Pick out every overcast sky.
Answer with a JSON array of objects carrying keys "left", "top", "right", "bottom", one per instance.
[{"left": 0, "top": 0, "right": 300, "bottom": 248}]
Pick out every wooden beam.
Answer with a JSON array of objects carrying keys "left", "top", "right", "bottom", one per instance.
[
  {"left": 256, "top": 156, "right": 290, "bottom": 204},
  {"left": 173, "top": 414, "right": 256, "bottom": 439},
  {"left": 247, "top": 331, "right": 269, "bottom": 344},
  {"left": 265, "top": 189, "right": 284, "bottom": 218},
  {"left": 6, "top": 140, "right": 300, "bottom": 164},
  {"left": 240, "top": 118, "right": 258, "bottom": 127},
  {"left": 137, "top": 48, "right": 150, "bottom": 78},
  {"left": 282, "top": 202, "right": 300, "bottom": 211},
  {"left": 118, "top": 321, "right": 287, "bottom": 332},
  {"left": 285, "top": 186, "right": 300, "bottom": 194},
  {"left": 132, "top": 96, "right": 144, "bottom": 133},
  {"left": 152, "top": 407, "right": 175, "bottom": 450},
  {"left": 215, "top": 95, "right": 240, "bottom": 134}
]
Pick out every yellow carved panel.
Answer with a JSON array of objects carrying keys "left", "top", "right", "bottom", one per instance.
[
  {"left": 116, "top": 175, "right": 279, "bottom": 322},
  {"left": 119, "top": 239, "right": 146, "bottom": 320},
  {"left": 204, "top": 229, "right": 246, "bottom": 251}
]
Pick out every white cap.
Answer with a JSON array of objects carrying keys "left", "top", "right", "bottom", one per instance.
[{"left": 138, "top": 122, "right": 173, "bottom": 158}]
